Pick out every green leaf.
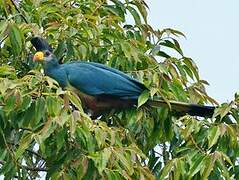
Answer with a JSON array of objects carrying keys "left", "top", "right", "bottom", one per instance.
[
  {"left": 104, "top": 5, "right": 124, "bottom": 20},
  {"left": 20, "top": 101, "right": 35, "bottom": 127},
  {"left": 217, "top": 154, "right": 231, "bottom": 179},
  {"left": 188, "top": 154, "right": 206, "bottom": 178},
  {"left": 183, "top": 65, "right": 194, "bottom": 80},
  {"left": 54, "top": 40, "right": 67, "bottom": 60},
  {"left": 183, "top": 57, "right": 199, "bottom": 81},
  {"left": 164, "top": 116, "right": 173, "bottom": 141},
  {"left": 35, "top": 118, "right": 57, "bottom": 145},
  {"left": 0, "top": 21, "right": 8, "bottom": 39},
  {"left": 56, "top": 129, "right": 66, "bottom": 152},
  {"left": 0, "top": 65, "right": 16, "bottom": 79},
  {"left": 127, "top": 6, "right": 141, "bottom": 25},
  {"left": 19, "top": 96, "right": 32, "bottom": 111},
  {"left": 170, "top": 80, "right": 187, "bottom": 101},
  {"left": 157, "top": 63, "right": 168, "bottom": 74},
  {"left": 116, "top": 151, "right": 134, "bottom": 175},
  {"left": 163, "top": 28, "right": 186, "bottom": 38},
  {"left": 66, "top": 91, "right": 83, "bottom": 111},
  {"left": 76, "top": 157, "right": 88, "bottom": 179},
  {"left": 131, "top": 1, "right": 148, "bottom": 23},
  {"left": 159, "top": 39, "right": 183, "bottom": 56},
  {"left": 46, "top": 96, "right": 62, "bottom": 117},
  {"left": 226, "top": 125, "right": 238, "bottom": 147},
  {"left": 69, "top": 112, "right": 77, "bottom": 137},
  {"left": 66, "top": 40, "right": 75, "bottom": 59},
  {"left": 201, "top": 155, "right": 215, "bottom": 179},
  {"left": 213, "top": 103, "right": 232, "bottom": 120},
  {"left": 0, "top": 159, "right": 16, "bottom": 179},
  {"left": 120, "top": 41, "right": 132, "bottom": 59},
  {"left": 220, "top": 152, "right": 234, "bottom": 169},
  {"left": 91, "top": 148, "right": 112, "bottom": 175},
  {"left": 160, "top": 160, "right": 175, "bottom": 180},
  {"left": 16, "top": 133, "right": 32, "bottom": 159},
  {"left": 106, "top": 170, "right": 122, "bottom": 180},
  {"left": 138, "top": 90, "right": 149, "bottom": 108},
  {"left": 126, "top": 144, "right": 147, "bottom": 159},
  {"left": 172, "top": 39, "right": 183, "bottom": 55},
  {"left": 157, "top": 50, "right": 171, "bottom": 58},
  {"left": 32, "top": 97, "right": 45, "bottom": 126},
  {"left": 9, "top": 24, "right": 22, "bottom": 56},
  {"left": 3, "top": 96, "right": 16, "bottom": 114},
  {"left": 95, "top": 127, "right": 107, "bottom": 148},
  {"left": 175, "top": 159, "right": 186, "bottom": 179},
  {"left": 76, "top": 126, "right": 95, "bottom": 152},
  {"left": 207, "top": 126, "right": 221, "bottom": 148}
]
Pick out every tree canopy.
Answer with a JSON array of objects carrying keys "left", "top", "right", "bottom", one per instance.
[{"left": 0, "top": 0, "right": 238, "bottom": 179}]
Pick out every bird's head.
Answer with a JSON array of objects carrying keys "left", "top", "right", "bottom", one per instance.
[{"left": 33, "top": 50, "right": 57, "bottom": 64}]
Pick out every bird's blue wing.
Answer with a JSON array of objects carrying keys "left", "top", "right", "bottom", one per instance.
[
  {"left": 64, "top": 62, "right": 146, "bottom": 99},
  {"left": 77, "top": 61, "right": 146, "bottom": 89}
]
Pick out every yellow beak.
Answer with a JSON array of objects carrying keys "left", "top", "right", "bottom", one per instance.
[{"left": 33, "top": 51, "right": 44, "bottom": 61}]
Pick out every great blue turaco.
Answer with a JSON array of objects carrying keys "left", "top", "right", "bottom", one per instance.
[{"left": 31, "top": 37, "right": 215, "bottom": 118}]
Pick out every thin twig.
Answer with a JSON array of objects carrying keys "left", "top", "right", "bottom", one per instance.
[
  {"left": 8, "top": 142, "right": 46, "bottom": 161},
  {"left": 21, "top": 164, "right": 47, "bottom": 172},
  {"left": 189, "top": 134, "right": 205, "bottom": 154},
  {"left": 26, "top": 149, "right": 46, "bottom": 161},
  {"left": 0, "top": 35, "right": 8, "bottom": 46},
  {"left": 154, "top": 150, "right": 162, "bottom": 156},
  {"left": 0, "top": 160, "right": 4, "bottom": 164},
  {"left": 18, "top": 127, "right": 33, "bottom": 132},
  {"left": 0, "top": 159, "right": 47, "bottom": 172},
  {"left": 124, "top": 65, "right": 159, "bottom": 73},
  {"left": 9, "top": 0, "right": 28, "bottom": 23}
]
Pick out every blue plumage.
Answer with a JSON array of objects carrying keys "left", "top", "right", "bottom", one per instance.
[
  {"left": 42, "top": 51, "right": 147, "bottom": 99},
  {"left": 66, "top": 62, "right": 146, "bottom": 99}
]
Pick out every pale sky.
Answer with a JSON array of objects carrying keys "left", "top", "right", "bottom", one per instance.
[{"left": 146, "top": 0, "right": 239, "bottom": 103}]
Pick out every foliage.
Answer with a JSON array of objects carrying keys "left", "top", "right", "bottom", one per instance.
[{"left": 0, "top": 0, "right": 238, "bottom": 179}]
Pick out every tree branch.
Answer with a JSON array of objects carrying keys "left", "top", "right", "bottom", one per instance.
[
  {"left": 0, "top": 36, "right": 8, "bottom": 47},
  {"left": 0, "top": 159, "right": 47, "bottom": 172},
  {"left": 189, "top": 134, "right": 205, "bottom": 154},
  {"left": 21, "top": 164, "right": 47, "bottom": 172},
  {"left": 18, "top": 127, "right": 33, "bottom": 132},
  {"left": 9, "top": 0, "right": 28, "bottom": 23},
  {"left": 8, "top": 142, "right": 46, "bottom": 161},
  {"left": 0, "top": 160, "right": 4, "bottom": 165}
]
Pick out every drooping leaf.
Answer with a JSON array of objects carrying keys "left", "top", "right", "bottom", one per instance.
[
  {"left": 8, "top": 24, "right": 22, "bottom": 56},
  {"left": 16, "top": 133, "right": 32, "bottom": 159},
  {"left": 138, "top": 90, "right": 149, "bottom": 107},
  {"left": 127, "top": 6, "right": 141, "bottom": 25},
  {"left": 188, "top": 154, "right": 206, "bottom": 178},
  {"left": 207, "top": 126, "right": 221, "bottom": 149}
]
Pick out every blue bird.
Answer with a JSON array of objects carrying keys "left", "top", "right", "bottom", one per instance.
[{"left": 31, "top": 37, "right": 215, "bottom": 118}]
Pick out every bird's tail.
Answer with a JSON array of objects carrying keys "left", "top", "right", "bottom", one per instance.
[{"left": 147, "top": 99, "right": 215, "bottom": 117}]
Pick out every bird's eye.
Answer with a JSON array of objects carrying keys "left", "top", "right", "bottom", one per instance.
[{"left": 45, "top": 51, "right": 50, "bottom": 56}]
